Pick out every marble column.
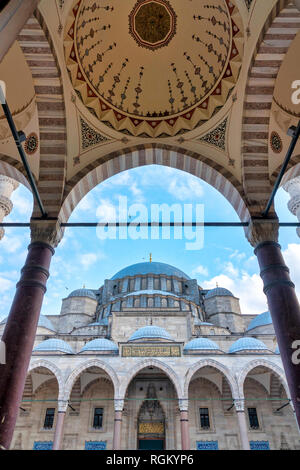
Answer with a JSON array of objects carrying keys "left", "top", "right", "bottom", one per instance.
[
  {"left": 0, "top": 175, "right": 19, "bottom": 240},
  {"left": 53, "top": 401, "right": 68, "bottom": 450},
  {"left": 246, "top": 218, "right": 300, "bottom": 429},
  {"left": 179, "top": 399, "right": 190, "bottom": 450},
  {"left": 0, "top": 220, "right": 63, "bottom": 450},
  {"left": 113, "top": 399, "right": 124, "bottom": 450},
  {"left": 283, "top": 176, "right": 300, "bottom": 238},
  {"left": 235, "top": 399, "right": 250, "bottom": 450}
]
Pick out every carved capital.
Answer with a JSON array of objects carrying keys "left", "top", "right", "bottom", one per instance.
[
  {"left": 0, "top": 195, "right": 13, "bottom": 217},
  {"left": 234, "top": 398, "right": 245, "bottom": 412},
  {"left": 178, "top": 398, "right": 189, "bottom": 412},
  {"left": 288, "top": 195, "right": 300, "bottom": 216},
  {"left": 245, "top": 218, "right": 279, "bottom": 248},
  {"left": 57, "top": 400, "right": 68, "bottom": 413},
  {"left": 114, "top": 399, "right": 124, "bottom": 411},
  {"left": 0, "top": 175, "right": 19, "bottom": 191},
  {"left": 30, "top": 219, "right": 64, "bottom": 248}
]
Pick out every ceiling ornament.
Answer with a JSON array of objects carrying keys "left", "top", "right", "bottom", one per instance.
[
  {"left": 24, "top": 132, "right": 39, "bottom": 155},
  {"left": 64, "top": 0, "right": 243, "bottom": 138},
  {"left": 270, "top": 131, "right": 283, "bottom": 154},
  {"left": 80, "top": 116, "right": 110, "bottom": 150},
  {"left": 198, "top": 117, "right": 228, "bottom": 151}
]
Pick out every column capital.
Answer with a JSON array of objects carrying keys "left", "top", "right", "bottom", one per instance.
[
  {"left": 114, "top": 399, "right": 124, "bottom": 411},
  {"left": 178, "top": 398, "right": 189, "bottom": 412},
  {"left": 0, "top": 175, "right": 19, "bottom": 191},
  {"left": 283, "top": 176, "right": 300, "bottom": 195},
  {"left": 234, "top": 398, "right": 245, "bottom": 412},
  {"left": 30, "top": 219, "right": 64, "bottom": 249},
  {"left": 245, "top": 217, "right": 279, "bottom": 248},
  {"left": 57, "top": 400, "right": 68, "bottom": 413}
]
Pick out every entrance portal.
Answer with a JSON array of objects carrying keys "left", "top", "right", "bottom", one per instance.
[{"left": 137, "top": 383, "right": 165, "bottom": 450}]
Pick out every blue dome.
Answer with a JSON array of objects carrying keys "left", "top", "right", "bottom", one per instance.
[
  {"left": 247, "top": 311, "right": 272, "bottom": 331},
  {"left": 111, "top": 262, "right": 190, "bottom": 280},
  {"left": 68, "top": 289, "right": 97, "bottom": 300},
  {"left": 80, "top": 338, "right": 118, "bottom": 353},
  {"left": 33, "top": 339, "right": 74, "bottom": 354},
  {"left": 184, "top": 338, "right": 221, "bottom": 351},
  {"left": 205, "top": 287, "right": 234, "bottom": 299},
  {"left": 129, "top": 326, "right": 173, "bottom": 342},
  {"left": 0, "top": 314, "right": 55, "bottom": 331},
  {"left": 229, "top": 337, "right": 269, "bottom": 354}
]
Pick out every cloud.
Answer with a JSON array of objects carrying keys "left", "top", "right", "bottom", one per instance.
[
  {"left": 192, "top": 265, "right": 209, "bottom": 277},
  {"left": 0, "top": 276, "right": 14, "bottom": 293},
  {"left": 167, "top": 175, "right": 204, "bottom": 201},
  {"left": 79, "top": 253, "right": 100, "bottom": 269},
  {"left": 96, "top": 199, "right": 117, "bottom": 222},
  {"left": 0, "top": 234, "right": 22, "bottom": 253},
  {"left": 10, "top": 190, "right": 33, "bottom": 216}
]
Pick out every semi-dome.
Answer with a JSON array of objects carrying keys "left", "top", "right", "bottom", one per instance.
[
  {"left": 80, "top": 338, "right": 118, "bottom": 353},
  {"left": 129, "top": 325, "right": 173, "bottom": 342},
  {"left": 205, "top": 287, "right": 234, "bottom": 299},
  {"left": 68, "top": 289, "right": 97, "bottom": 300},
  {"left": 33, "top": 339, "right": 74, "bottom": 354},
  {"left": 111, "top": 262, "right": 190, "bottom": 280},
  {"left": 246, "top": 311, "right": 272, "bottom": 331},
  {"left": 1, "top": 314, "right": 55, "bottom": 332},
  {"left": 229, "top": 337, "right": 269, "bottom": 354},
  {"left": 184, "top": 338, "right": 221, "bottom": 352}
]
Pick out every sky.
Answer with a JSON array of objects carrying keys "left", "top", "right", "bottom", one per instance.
[{"left": 0, "top": 164, "right": 299, "bottom": 321}]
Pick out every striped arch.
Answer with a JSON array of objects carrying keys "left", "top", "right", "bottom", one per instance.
[
  {"left": 183, "top": 358, "right": 239, "bottom": 399},
  {"left": 237, "top": 358, "right": 289, "bottom": 399},
  {"left": 119, "top": 358, "right": 182, "bottom": 399},
  {"left": 28, "top": 359, "right": 64, "bottom": 399},
  {"left": 17, "top": 10, "right": 67, "bottom": 218},
  {"left": 242, "top": 0, "right": 300, "bottom": 215},
  {"left": 0, "top": 157, "right": 31, "bottom": 190},
  {"left": 59, "top": 145, "right": 250, "bottom": 223}
]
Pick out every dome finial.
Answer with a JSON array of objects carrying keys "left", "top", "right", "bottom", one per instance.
[{"left": 149, "top": 253, "right": 152, "bottom": 263}]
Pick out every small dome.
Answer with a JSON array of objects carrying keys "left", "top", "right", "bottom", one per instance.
[
  {"left": 229, "top": 337, "right": 269, "bottom": 354},
  {"left": 184, "top": 338, "right": 221, "bottom": 351},
  {"left": 205, "top": 287, "right": 234, "bottom": 299},
  {"left": 33, "top": 339, "right": 74, "bottom": 354},
  {"left": 80, "top": 338, "right": 118, "bottom": 353},
  {"left": 247, "top": 311, "right": 272, "bottom": 331},
  {"left": 68, "top": 289, "right": 97, "bottom": 300},
  {"left": 111, "top": 262, "right": 190, "bottom": 280},
  {"left": 1, "top": 314, "right": 55, "bottom": 331},
  {"left": 129, "top": 325, "right": 173, "bottom": 342}
]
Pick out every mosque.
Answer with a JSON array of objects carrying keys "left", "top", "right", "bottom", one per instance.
[{"left": 1, "top": 261, "right": 299, "bottom": 450}]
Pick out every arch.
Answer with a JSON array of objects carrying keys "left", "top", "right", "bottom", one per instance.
[
  {"left": 281, "top": 160, "right": 300, "bottom": 186},
  {"left": 237, "top": 358, "right": 289, "bottom": 399},
  {"left": 119, "top": 358, "right": 182, "bottom": 399},
  {"left": 28, "top": 359, "right": 64, "bottom": 399},
  {"left": 17, "top": 10, "right": 67, "bottom": 218},
  {"left": 183, "top": 358, "right": 238, "bottom": 398},
  {"left": 0, "top": 158, "right": 31, "bottom": 191},
  {"left": 241, "top": 0, "right": 300, "bottom": 215},
  {"left": 63, "top": 359, "right": 119, "bottom": 400},
  {"left": 59, "top": 145, "right": 250, "bottom": 223}
]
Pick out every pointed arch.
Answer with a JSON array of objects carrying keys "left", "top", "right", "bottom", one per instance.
[{"left": 28, "top": 359, "right": 64, "bottom": 398}]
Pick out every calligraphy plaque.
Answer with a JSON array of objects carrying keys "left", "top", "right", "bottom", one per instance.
[{"left": 122, "top": 344, "right": 181, "bottom": 357}]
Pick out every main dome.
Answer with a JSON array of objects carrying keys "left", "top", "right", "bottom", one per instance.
[
  {"left": 111, "top": 261, "right": 190, "bottom": 280},
  {"left": 64, "top": 0, "right": 243, "bottom": 137}
]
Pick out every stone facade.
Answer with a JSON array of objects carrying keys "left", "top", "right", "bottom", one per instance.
[{"left": 1, "top": 261, "right": 299, "bottom": 450}]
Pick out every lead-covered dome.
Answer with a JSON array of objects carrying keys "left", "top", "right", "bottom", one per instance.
[
  {"left": 246, "top": 311, "right": 272, "bottom": 331},
  {"left": 111, "top": 262, "right": 190, "bottom": 280},
  {"left": 33, "top": 339, "right": 74, "bottom": 354},
  {"left": 184, "top": 338, "right": 221, "bottom": 352},
  {"left": 68, "top": 289, "right": 97, "bottom": 300},
  {"left": 229, "top": 337, "right": 269, "bottom": 354},
  {"left": 80, "top": 338, "right": 118, "bottom": 353},
  {"left": 129, "top": 325, "right": 173, "bottom": 342},
  {"left": 205, "top": 287, "right": 234, "bottom": 299}
]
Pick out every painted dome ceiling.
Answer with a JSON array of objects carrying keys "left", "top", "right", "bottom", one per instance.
[{"left": 64, "top": 0, "right": 244, "bottom": 137}]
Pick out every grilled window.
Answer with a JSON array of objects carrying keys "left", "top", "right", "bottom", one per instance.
[
  {"left": 248, "top": 408, "right": 259, "bottom": 430},
  {"left": 93, "top": 408, "right": 104, "bottom": 429},
  {"left": 199, "top": 408, "right": 210, "bottom": 430},
  {"left": 43, "top": 408, "right": 55, "bottom": 429}
]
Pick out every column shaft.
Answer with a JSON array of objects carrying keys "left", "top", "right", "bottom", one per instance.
[
  {"left": 236, "top": 410, "right": 250, "bottom": 450},
  {"left": 0, "top": 241, "right": 54, "bottom": 450},
  {"left": 53, "top": 411, "right": 66, "bottom": 450},
  {"left": 255, "top": 241, "right": 300, "bottom": 427},
  {"left": 113, "top": 410, "right": 122, "bottom": 450},
  {"left": 180, "top": 410, "right": 190, "bottom": 450}
]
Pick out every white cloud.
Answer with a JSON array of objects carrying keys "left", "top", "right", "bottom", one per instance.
[
  {"left": 168, "top": 175, "right": 204, "bottom": 201},
  {"left": 0, "top": 276, "right": 14, "bottom": 293},
  {"left": 11, "top": 190, "right": 33, "bottom": 216},
  {"left": 79, "top": 253, "right": 99, "bottom": 269},
  {"left": 192, "top": 265, "right": 209, "bottom": 277},
  {"left": 96, "top": 199, "right": 117, "bottom": 222},
  {"left": 1, "top": 234, "right": 22, "bottom": 253}
]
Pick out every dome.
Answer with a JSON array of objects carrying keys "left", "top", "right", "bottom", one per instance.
[
  {"left": 205, "top": 287, "right": 234, "bottom": 299},
  {"left": 129, "top": 326, "right": 173, "bottom": 342},
  {"left": 33, "top": 339, "right": 74, "bottom": 354},
  {"left": 246, "top": 311, "right": 272, "bottom": 331},
  {"left": 229, "top": 337, "right": 269, "bottom": 354},
  {"left": 68, "top": 289, "right": 97, "bottom": 300},
  {"left": 0, "top": 314, "right": 55, "bottom": 331},
  {"left": 80, "top": 338, "right": 118, "bottom": 353},
  {"left": 111, "top": 262, "right": 190, "bottom": 280},
  {"left": 184, "top": 338, "right": 221, "bottom": 352}
]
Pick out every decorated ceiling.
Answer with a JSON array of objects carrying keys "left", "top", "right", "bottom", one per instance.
[{"left": 64, "top": 0, "right": 244, "bottom": 137}]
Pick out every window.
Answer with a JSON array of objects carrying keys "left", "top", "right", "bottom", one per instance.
[
  {"left": 43, "top": 408, "right": 55, "bottom": 429},
  {"left": 199, "top": 408, "right": 210, "bottom": 430},
  {"left": 93, "top": 408, "right": 104, "bottom": 429},
  {"left": 248, "top": 408, "right": 259, "bottom": 430}
]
